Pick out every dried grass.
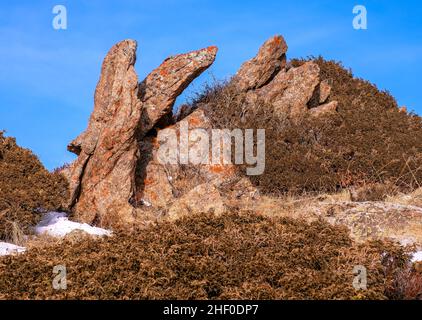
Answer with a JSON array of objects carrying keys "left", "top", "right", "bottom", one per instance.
[
  {"left": 0, "top": 131, "right": 69, "bottom": 242},
  {"left": 194, "top": 58, "right": 422, "bottom": 196},
  {"left": 0, "top": 211, "right": 416, "bottom": 300}
]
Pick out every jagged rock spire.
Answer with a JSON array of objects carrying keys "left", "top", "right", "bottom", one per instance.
[
  {"left": 233, "top": 35, "right": 287, "bottom": 91},
  {"left": 66, "top": 40, "right": 217, "bottom": 226}
]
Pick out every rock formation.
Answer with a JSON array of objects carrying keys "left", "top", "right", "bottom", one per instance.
[
  {"left": 132, "top": 35, "right": 338, "bottom": 216},
  {"left": 66, "top": 40, "right": 217, "bottom": 226},
  {"left": 56, "top": 34, "right": 422, "bottom": 251},
  {"left": 233, "top": 35, "right": 288, "bottom": 91},
  {"left": 66, "top": 40, "right": 140, "bottom": 226},
  {"left": 65, "top": 34, "right": 338, "bottom": 227},
  {"left": 233, "top": 36, "right": 337, "bottom": 119},
  {"left": 138, "top": 46, "right": 218, "bottom": 135}
]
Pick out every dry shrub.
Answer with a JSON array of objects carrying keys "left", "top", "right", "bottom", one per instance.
[
  {"left": 195, "top": 58, "right": 422, "bottom": 196},
  {"left": 0, "top": 131, "right": 69, "bottom": 241},
  {"left": 0, "top": 211, "right": 415, "bottom": 300},
  {"left": 386, "top": 267, "right": 422, "bottom": 300},
  {"left": 350, "top": 182, "right": 399, "bottom": 202}
]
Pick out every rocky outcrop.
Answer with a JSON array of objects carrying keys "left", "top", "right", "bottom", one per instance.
[
  {"left": 60, "top": 34, "right": 422, "bottom": 256},
  {"left": 233, "top": 35, "right": 288, "bottom": 91},
  {"left": 66, "top": 40, "right": 217, "bottom": 226},
  {"left": 236, "top": 191, "right": 422, "bottom": 249},
  {"left": 235, "top": 36, "right": 336, "bottom": 119},
  {"left": 260, "top": 61, "right": 321, "bottom": 117},
  {"left": 318, "top": 201, "right": 422, "bottom": 248},
  {"left": 65, "top": 34, "right": 338, "bottom": 227}
]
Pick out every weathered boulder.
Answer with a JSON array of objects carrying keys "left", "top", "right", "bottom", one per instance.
[{"left": 67, "top": 40, "right": 217, "bottom": 226}]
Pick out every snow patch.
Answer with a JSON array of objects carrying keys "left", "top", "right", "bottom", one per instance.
[
  {"left": 412, "top": 251, "right": 422, "bottom": 262},
  {"left": 0, "top": 242, "right": 26, "bottom": 256},
  {"left": 35, "top": 212, "right": 112, "bottom": 237}
]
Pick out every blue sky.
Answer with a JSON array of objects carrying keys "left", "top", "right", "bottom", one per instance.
[{"left": 1, "top": 0, "right": 421, "bottom": 170}]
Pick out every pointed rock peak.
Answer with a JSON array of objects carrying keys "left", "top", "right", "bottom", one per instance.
[
  {"left": 65, "top": 39, "right": 141, "bottom": 226},
  {"left": 68, "top": 39, "right": 138, "bottom": 156},
  {"left": 233, "top": 35, "right": 288, "bottom": 91},
  {"left": 138, "top": 45, "right": 218, "bottom": 136},
  {"left": 106, "top": 39, "right": 137, "bottom": 63}
]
